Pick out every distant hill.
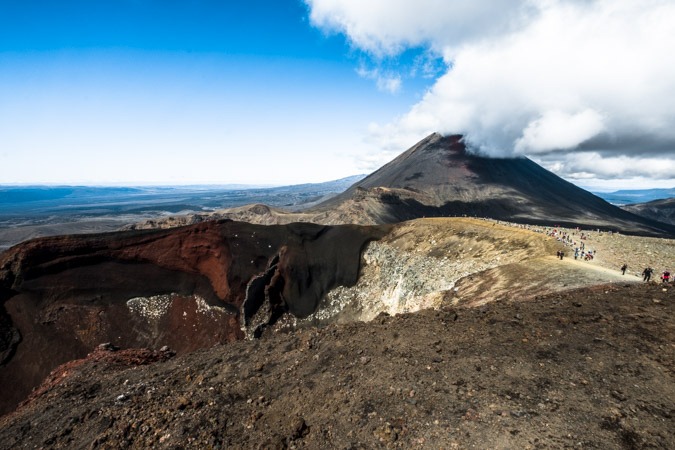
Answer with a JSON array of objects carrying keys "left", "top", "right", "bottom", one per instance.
[
  {"left": 588, "top": 186, "right": 674, "bottom": 225},
  {"left": 593, "top": 188, "right": 675, "bottom": 205},
  {"left": 621, "top": 198, "right": 675, "bottom": 226},
  {"left": 0, "top": 176, "right": 365, "bottom": 221},
  {"left": 0, "top": 176, "right": 366, "bottom": 250}
]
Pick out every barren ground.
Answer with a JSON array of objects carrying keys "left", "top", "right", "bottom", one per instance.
[
  {"left": 0, "top": 283, "right": 673, "bottom": 449},
  {"left": 0, "top": 218, "right": 673, "bottom": 449}
]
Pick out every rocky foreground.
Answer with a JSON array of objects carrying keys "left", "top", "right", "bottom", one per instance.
[
  {"left": 1, "top": 282, "right": 673, "bottom": 449},
  {"left": 0, "top": 217, "right": 672, "bottom": 449}
]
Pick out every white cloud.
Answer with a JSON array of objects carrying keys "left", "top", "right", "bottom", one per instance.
[
  {"left": 376, "top": 76, "right": 401, "bottom": 94},
  {"left": 356, "top": 66, "right": 402, "bottom": 94},
  {"left": 306, "top": 0, "right": 675, "bottom": 185},
  {"left": 305, "top": 0, "right": 532, "bottom": 57},
  {"left": 537, "top": 152, "right": 675, "bottom": 181},
  {"left": 515, "top": 109, "right": 606, "bottom": 154}
]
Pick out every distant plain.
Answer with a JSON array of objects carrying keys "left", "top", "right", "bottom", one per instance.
[
  {"left": 0, "top": 180, "right": 672, "bottom": 252},
  {"left": 0, "top": 177, "right": 363, "bottom": 251}
]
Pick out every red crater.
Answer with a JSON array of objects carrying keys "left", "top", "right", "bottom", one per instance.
[{"left": 0, "top": 219, "right": 387, "bottom": 415}]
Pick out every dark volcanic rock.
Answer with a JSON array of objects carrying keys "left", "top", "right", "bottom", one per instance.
[
  {"left": 314, "top": 133, "right": 675, "bottom": 236},
  {"left": 0, "top": 283, "right": 672, "bottom": 449},
  {"left": 0, "top": 219, "right": 387, "bottom": 414}
]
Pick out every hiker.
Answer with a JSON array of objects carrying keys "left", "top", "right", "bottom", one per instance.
[
  {"left": 662, "top": 270, "right": 671, "bottom": 283},
  {"left": 642, "top": 267, "right": 654, "bottom": 282},
  {"left": 620, "top": 264, "right": 627, "bottom": 275}
]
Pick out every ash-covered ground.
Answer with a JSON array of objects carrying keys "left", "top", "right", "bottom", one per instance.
[{"left": 1, "top": 282, "right": 672, "bottom": 449}]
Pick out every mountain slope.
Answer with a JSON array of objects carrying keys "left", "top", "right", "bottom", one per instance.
[
  {"left": 126, "top": 133, "right": 674, "bottom": 237},
  {"left": 312, "top": 133, "right": 675, "bottom": 236},
  {"left": 621, "top": 197, "right": 675, "bottom": 226}
]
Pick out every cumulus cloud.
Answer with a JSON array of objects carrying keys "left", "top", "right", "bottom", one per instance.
[
  {"left": 305, "top": 0, "right": 675, "bottom": 184},
  {"left": 515, "top": 109, "right": 606, "bottom": 154},
  {"left": 305, "top": 0, "right": 532, "bottom": 57},
  {"left": 537, "top": 152, "right": 675, "bottom": 181}
]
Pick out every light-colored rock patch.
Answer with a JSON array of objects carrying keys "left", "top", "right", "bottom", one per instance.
[
  {"left": 195, "top": 295, "right": 228, "bottom": 317},
  {"left": 301, "top": 241, "right": 506, "bottom": 324},
  {"left": 127, "top": 294, "right": 175, "bottom": 322},
  {"left": 295, "top": 218, "right": 557, "bottom": 325},
  {"left": 127, "top": 294, "right": 226, "bottom": 322}
]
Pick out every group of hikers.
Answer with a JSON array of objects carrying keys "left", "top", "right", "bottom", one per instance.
[
  {"left": 575, "top": 248, "right": 594, "bottom": 261},
  {"left": 638, "top": 266, "right": 671, "bottom": 283},
  {"left": 547, "top": 227, "right": 599, "bottom": 262},
  {"left": 502, "top": 222, "right": 670, "bottom": 284},
  {"left": 556, "top": 253, "right": 670, "bottom": 283},
  {"left": 546, "top": 226, "right": 671, "bottom": 284},
  {"left": 617, "top": 265, "right": 671, "bottom": 283},
  {"left": 555, "top": 248, "right": 596, "bottom": 261}
]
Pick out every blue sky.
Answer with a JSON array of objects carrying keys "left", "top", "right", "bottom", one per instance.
[
  {"left": 1, "top": 0, "right": 673, "bottom": 189},
  {"left": 0, "top": 0, "right": 437, "bottom": 185}
]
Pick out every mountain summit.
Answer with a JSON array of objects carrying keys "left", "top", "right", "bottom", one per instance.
[{"left": 313, "top": 133, "right": 674, "bottom": 236}]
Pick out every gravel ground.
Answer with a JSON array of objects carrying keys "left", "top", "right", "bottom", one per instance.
[
  {"left": 1, "top": 282, "right": 673, "bottom": 449},
  {"left": 1, "top": 218, "right": 673, "bottom": 449}
]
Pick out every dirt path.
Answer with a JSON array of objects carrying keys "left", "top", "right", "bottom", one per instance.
[
  {"left": 488, "top": 220, "right": 674, "bottom": 283},
  {"left": 559, "top": 256, "right": 636, "bottom": 281},
  {"left": 452, "top": 255, "right": 640, "bottom": 308},
  {"left": 579, "top": 231, "right": 674, "bottom": 279}
]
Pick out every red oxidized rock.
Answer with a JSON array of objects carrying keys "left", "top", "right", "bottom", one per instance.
[{"left": 0, "top": 219, "right": 387, "bottom": 415}]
